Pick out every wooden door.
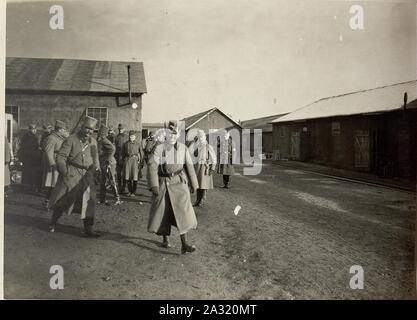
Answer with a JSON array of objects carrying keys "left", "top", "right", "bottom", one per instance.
[
  {"left": 290, "top": 132, "right": 300, "bottom": 160},
  {"left": 354, "top": 130, "right": 370, "bottom": 169}
]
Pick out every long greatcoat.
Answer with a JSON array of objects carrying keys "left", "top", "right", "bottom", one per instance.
[
  {"left": 49, "top": 133, "right": 99, "bottom": 219},
  {"left": 189, "top": 141, "right": 217, "bottom": 190},
  {"left": 5, "top": 136, "right": 12, "bottom": 187},
  {"left": 147, "top": 142, "right": 199, "bottom": 236},
  {"left": 122, "top": 140, "right": 144, "bottom": 181},
  {"left": 18, "top": 131, "right": 42, "bottom": 185},
  {"left": 217, "top": 137, "right": 236, "bottom": 175},
  {"left": 115, "top": 133, "right": 129, "bottom": 164},
  {"left": 42, "top": 131, "right": 66, "bottom": 187}
]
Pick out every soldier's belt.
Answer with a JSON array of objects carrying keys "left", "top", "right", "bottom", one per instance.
[
  {"left": 158, "top": 169, "right": 183, "bottom": 178},
  {"left": 68, "top": 161, "right": 88, "bottom": 170}
]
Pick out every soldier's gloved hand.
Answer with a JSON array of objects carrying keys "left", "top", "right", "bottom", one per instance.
[
  {"left": 190, "top": 186, "right": 196, "bottom": 194},
  {"left": 88, "top": 164, "right": 97, "bottom": 171},
  {"left": 150, "top": 186, "right": 159, "bottom": 196}
]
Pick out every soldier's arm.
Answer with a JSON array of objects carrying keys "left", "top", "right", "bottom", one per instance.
[
  {"left": 147, "top": 147, "right": 160, "bottom": 190},
  {"left": 184, "top": 147, "right": 199, "bottom": 191},
  {"left": 138, "top": 142, "right": 144, "bottom": 162},
  {"left": 55, "top": 138, "right": 72, "bottom": 176}
]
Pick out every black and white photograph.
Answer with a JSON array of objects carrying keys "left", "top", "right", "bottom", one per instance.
[{"left": 1, "top": 0, "right": 416, "bottom": 303}]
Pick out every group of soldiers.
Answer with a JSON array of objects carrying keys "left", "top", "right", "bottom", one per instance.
[{"left": 5, "top": 116, "right": 237, "bottom": 254}]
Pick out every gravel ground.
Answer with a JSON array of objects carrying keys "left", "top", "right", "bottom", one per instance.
[{"left": 3, "top": 163, "right": 415, "bottom": 299}]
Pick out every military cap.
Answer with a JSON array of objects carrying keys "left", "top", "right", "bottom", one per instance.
[
  {"left": 55, "top": 120, "right": 66, "bottom": 129},
  {"left": 165, "top": 120, "right": 179, "bottom": 134},
  {"left": 82, "top": 116, "right": 98, "bottom": 130},
  {"left": 98, "top": 125, "right": 109, "bottom": 136}
]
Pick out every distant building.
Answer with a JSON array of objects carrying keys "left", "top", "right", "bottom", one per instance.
[
  {"left": 142, "top": 123, "right": 164, "bottom": 138},
  {"left": 241, "top": 113, "right": 287, "bottom": 158},
  {"left": 6, "top": 57, "right": 147, "bottom": 138},
  {"left": 182, "top": 107, "right": 242, "bottom": 142},
  {"left": 272, "top": 81, "right": 417, "bottom": 181}
]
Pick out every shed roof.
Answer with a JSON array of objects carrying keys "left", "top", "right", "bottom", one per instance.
[
  {"left": 241, "top": 113, "right": 288, "bottom": 132},
  {"left": 273, "top": 80, "right": 417, "bottom": 123},
  {"left": 182, "top": 107, "right": 242, "bottom": 130},
  {"left": 6, "top": 57, "right": 147, "bottom": 94}
]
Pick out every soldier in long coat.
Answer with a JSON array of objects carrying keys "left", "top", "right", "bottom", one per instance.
[
  {"left": 40, "top": 124, "right": 53, "bottom": 150},
  {"left": 122, "top": 131, "right": 144, "bottom": 196},
  {"left": 115, "top": 123, "right": 129, "bottom": 193},
  {"left": 18, "top": 124, "right": 42, "bottom": 192},
  {"left": 189, "top": 130, "right": 217, "bottom": 207},
  {"left": 41, "top": 120, "right": 67, "bottom": 208},
  {"left": 5, "top": 136, "right": 13, "bottom": 197},
  {"left": 48, "top": 116, "right": 101, "bottom": 237},
  {"left": 147, "top": 120, "right": 198, "bottom": 254},
  {"left": 97, "top": 125, "right": 122, "bottom": 205},
  {"left": 217, "top": 131, "right": 237, "bottom": 188}
]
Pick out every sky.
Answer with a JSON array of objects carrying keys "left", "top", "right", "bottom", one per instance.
[{"left": 5, "top": 0, "right": 417, "bottom": 122}]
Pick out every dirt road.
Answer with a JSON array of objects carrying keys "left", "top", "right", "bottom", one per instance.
[{"left": 4, "top": 162, "right": 415, "bottom": 299}]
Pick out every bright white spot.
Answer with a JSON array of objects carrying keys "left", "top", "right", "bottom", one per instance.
[
  {"left": 339, "top": 35, "right": 344, "bottom": 42},
  {"left": 334, "top": 15, "right": 338, "bottom": 20},
  {"left": 249, "top": 179, "right": 267, "bottom": 184},
  {"left": 283, "top": 170, "right": 305, "bottom": 175},
  {"left": 293, "top": 191, "right": 347, "bottom": 213},
  {"left": 234, "top": 205, "right": 241, "bottom": 215}
]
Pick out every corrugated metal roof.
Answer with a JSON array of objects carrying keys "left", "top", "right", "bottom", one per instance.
[
  {"left": 182, "top": 107, "right": 242, "bottom": 130},
  {"left": 241, "top": 113, "right": 288, "bottom": 132},
  {"left": 273, "top": 80, "right": 417, "bottom": 123},
  {"left": 6, "top": 57, "right": 147, "bottom": 94}
]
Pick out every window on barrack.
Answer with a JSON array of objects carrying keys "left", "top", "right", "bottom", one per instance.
[{"left": 86, "top": 107, "right": 108, "bottom": 128}]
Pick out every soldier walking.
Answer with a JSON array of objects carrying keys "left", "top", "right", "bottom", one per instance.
[
  {"left": 122, "top": 130, "right": 144, "bottom": 197},
  {"left": 217, "top": 130, "right": 237, "bottom": 189},
  {"left": 189, "top": 130, "right": 216, "bottom": 207},
  {"left": 48, "top": 116, "right": 101, "bottom": 237},
  {"left": 147, "top": 120, "right": 198, "bottom": 254},
  {"left": 41, "top": 120, "right": 67, "bottom": 209},
  {"left": 97, "top": 125, "right": 122, "bottom": 205},
  {"left": 115, "top": 123, "right": 129, "bottom": 194}
]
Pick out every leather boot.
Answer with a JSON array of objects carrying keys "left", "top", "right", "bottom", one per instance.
[
  {"left": 180, "top": 234, "right": 196, "bottom": 254},
  {"left": 83, "top": 219, "right": 100, "bottom": 238}
]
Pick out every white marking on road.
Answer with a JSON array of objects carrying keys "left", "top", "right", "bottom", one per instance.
[
  {"left": 291, "top": 191, "right": 411, "bottom": 235},
  {"left": 283, "top": 169, "right": 306, "bottom": 175},
  {"left": 293, "top": 191, "right": 348, "bottom": 213},
  {"left": 234, "top": 205, "right": 241, "bottom": 215},
  {"left": 249, "top": 179, "right": 267, "bottom": 184}
]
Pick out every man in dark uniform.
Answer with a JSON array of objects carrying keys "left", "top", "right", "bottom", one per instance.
[
  {"left": 217, "top": 130, "right": 236, "bottom": 188},
  {"left": 122, "top": 130, "right": 144, "bottom": 197},
  {"left": 48, "top": 116, "right": 101, "bottom": 237},
  {"left": 115, "top": 123, "right": 129, "bottom": 194},
  {"left": 97, "top": 125, "right": 122, "bottom": 205},
  {"left": 18, "top": 124, "right": 42, "bottom": 193},
  {"left": 107, "top": 125, "right": 116, "bottom": 144}
]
